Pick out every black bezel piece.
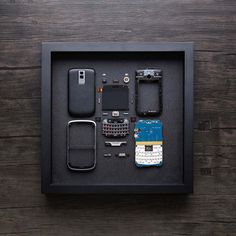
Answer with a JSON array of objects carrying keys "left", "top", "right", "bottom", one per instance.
[{"left": 135, "top": 69, "right": 163, "bottom": 117}]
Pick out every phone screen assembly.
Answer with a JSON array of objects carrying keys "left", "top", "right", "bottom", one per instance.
[{"left": 135, "top": 69, "right": 162, "bottom": 117}]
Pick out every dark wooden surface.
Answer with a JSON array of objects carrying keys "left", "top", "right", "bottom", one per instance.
[{"left": 0, "top": 0, "right": 235, "bottom": 235}]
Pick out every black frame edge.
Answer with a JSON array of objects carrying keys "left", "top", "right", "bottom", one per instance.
[{"left": 41, "top": 42, "right": 194, "bottom": 194}]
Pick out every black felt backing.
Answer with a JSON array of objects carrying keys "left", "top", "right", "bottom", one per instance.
[{"left": 51, "top": 52, "right": 184, "bottom": 186}]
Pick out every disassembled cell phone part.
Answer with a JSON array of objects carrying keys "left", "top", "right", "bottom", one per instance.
[
  {"left": 102, "top": 118, "right": 129, "bottom": 138},
  {"left": 67, "top": 69, "right": 163, "bottom": 169},
  {"left": 105, "top": 141, "right": 127, "bottom": 147},
  {"left": 135, "top": 69, "right": 162, "bottom": 117},
  {"left": 67, "top": 120, "right": 96, "bottom": 171},
  {"left": 68, "top": 69, "right": 95, "bottom": 117},
  {"left": 116, "top": 153, "right": 129, "bottom": 158},
  {"left": 112, "top": 111, "right": 120, "bottom": 117},
  {"left": 104, "top": 153, "right": 112, "bottom": 158},
  {"left": 134, "top": 120, "right": 163, "bottom": 167},
  {"left": 123, "top": 76, "right": 130, "bottom": 84},
  {"left": 102, "top": 85, "right": 129, "bottom": 111}
]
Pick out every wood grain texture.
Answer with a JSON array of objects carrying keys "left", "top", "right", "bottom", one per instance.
[{"left": 0, "top": 0, "right": 235, "bottom": 235}]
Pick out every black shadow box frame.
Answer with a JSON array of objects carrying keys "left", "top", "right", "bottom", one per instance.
[{"left": 41, "top": 42, "right": 193, "bottom": 194}]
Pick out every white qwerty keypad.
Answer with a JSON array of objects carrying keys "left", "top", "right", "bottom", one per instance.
[{"left": 135, "top": 145, "right": 163, "bottom": 165}]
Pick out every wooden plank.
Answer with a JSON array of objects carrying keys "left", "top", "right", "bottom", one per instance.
[
  {"left": 0, "top": 137, "right": 39, "bottom": 166},
  {"left": 0, "top": 223, "right": 236, "bottom": 236},
  {"left": 194, "top": 129, "right": 236, "bottom": 146},
  {"left": 0, "top": 69, "right": 40, "bottom": 99},
  {"left": 1, "top": 0, "right": 235, "bottom": 34},
  {"left": 194, "top": 152, "right": 236, "bottom": 194},
  {"left": 0, "top": 1, "right": 235, "bottom": 37},
  {"left": 0, "top": 194, "right": 235, "bottom": 235},
  {"left": 194, "top": 112, "right": 236, "bottom": 130},
  {"left": 0, "top": 98, "right": 40, "bottom": 137}
]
